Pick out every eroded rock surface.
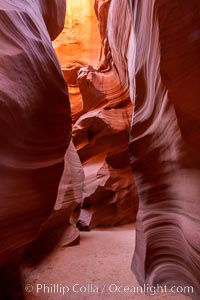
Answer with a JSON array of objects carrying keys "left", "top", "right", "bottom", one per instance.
[
  {"left": 107, "top": 0, "right": 200, "bottom": 298},
  {"left": 54, "top": 0, "right": 102, "bottom": 122},
  {"left": 54, "top": 0, "right": 138, "bottom": 229},
  {"left": 0, "top": 0, "right": 70, "bottom": 297},
  {"left": 73, "top": 104, "right": 138, "bottom": 229},
  {"left": 26, "top": 141, "right": 84, "bottom": 263}
]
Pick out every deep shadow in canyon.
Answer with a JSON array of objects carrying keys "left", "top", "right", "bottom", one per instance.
[{"left": 0, "top": 0, "right": 199, "bottom": 299}]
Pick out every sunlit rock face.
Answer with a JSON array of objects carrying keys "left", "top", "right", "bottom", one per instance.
[
  {"left": 75, "top": 0, "right": 138, "bottom": 227},
  {"left": 108, "top": 0, "right": 200, "bottom": 298},
  {"left": 54, "top": 0, "right": 102, "bottom": 122},
  {"left": 0, "top": 0, "right": 70, "bottom": 276},
  {"left": 54, "top": 0, "right": 138, "bottom": 229}
]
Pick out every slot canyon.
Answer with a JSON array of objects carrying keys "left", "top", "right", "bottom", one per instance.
[{"left": 0, "top": 0, "right": 199, "bottom": 299}]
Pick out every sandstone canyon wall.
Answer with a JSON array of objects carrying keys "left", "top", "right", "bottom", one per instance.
[
  {"left": 54, "top": 0, "right": 138, "bottom": 229},
  {"left": 53, "top": 0, "right": 102, "bottom": 122},
  {"left": 107, "top": 0, "right": 200, "bottom": 298},
  {"left": 0, "top": 0, "right": 70, "bottom": 297},
  {"left": 1, "top": 0, "right": 199, "bottom": 299}
]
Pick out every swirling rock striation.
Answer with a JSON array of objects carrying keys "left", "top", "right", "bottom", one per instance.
[
  {"left": 73, "top": 0, "right": 138, "bottom": 229},
  {"left": 54, "top": 0, "right": 138, "bottom": 229},
  {"left": 26, "top": 141, "right": 84, "bottom": 263},
  {"left": 0, "top": 0, "right": 71, "bottom": 296},
  {"left": 73, "top": 103, "right": 138, "bottom": 229},
  {"left": 107, "top": 0, "right": 200, "bottom": 298},
  {"left": 54, "top": 0, "right": 102, "bottom": 122}
]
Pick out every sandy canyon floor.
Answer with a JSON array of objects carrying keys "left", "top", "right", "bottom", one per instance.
[{"left": 23, "top": 224, "right": 190, "bottom": 300}]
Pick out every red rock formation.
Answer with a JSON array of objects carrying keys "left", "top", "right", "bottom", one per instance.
[
  {"left": 54, "top": 0, "right": 102, "bottom": 122},
  {"left": 73, "top": 103, "right": 138, "bottom": 229},
  {"left": 26, "top": 141, "right": 84, "bottom": 263},
  {"left": 94, "top": 0, "right": 112, "bottom": 71},
  {"left": 38, "top": 0, "right": 66, "bottom": 40},
  {"left": 107, "top": 0, "right": 200, "bottom": 298},
  {"left": 54, "top": 0, "right": 138, "bottom": 229},
  {"left": 0, "top": 0, "right": 70, "bottom": 297}
]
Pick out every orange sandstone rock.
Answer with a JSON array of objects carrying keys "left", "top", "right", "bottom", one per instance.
[{"left": 54, "top": 0, "right": 138, "bottom": 229}]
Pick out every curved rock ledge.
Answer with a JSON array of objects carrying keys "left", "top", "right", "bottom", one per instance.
[{"left": 54, "top": 0, "right": 138, "bottom": 229}]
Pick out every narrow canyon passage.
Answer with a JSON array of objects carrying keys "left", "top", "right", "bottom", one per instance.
[
  {"left": 0, "top": 0, "right": 199, "bottom": 300},
  {"left": 23, "top": 225, "right": 189, "bottom": 300}
]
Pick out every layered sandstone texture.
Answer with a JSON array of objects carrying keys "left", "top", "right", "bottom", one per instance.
[
  {"left": 0, "top": 0, "right": 71, "bottom": 275},
  {"left": 55, "top": 0, "right": 138, "bottom": 229},
  {"left": 107, "top": 0, "right": 200, "bottom": 298},
  {"left": 54, "top": 0, "right": 102, "bottom": 122},
  {"left": 27, "top": 141, "right": 84, "bottom": 262}
]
